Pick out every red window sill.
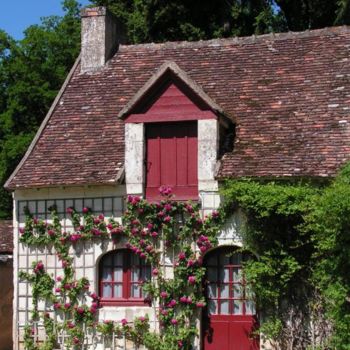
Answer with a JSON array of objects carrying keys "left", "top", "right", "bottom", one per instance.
[{"left": 100, "top": 298, "right": 151, "bottom": 307}]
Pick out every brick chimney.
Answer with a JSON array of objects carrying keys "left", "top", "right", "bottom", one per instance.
[{"left": 80, "top": 7, "right": 123, "bottom": 73}]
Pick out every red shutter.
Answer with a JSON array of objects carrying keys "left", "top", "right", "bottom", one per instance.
[{"left": 145, "top": 122, "right": 198, "bottom": 201}]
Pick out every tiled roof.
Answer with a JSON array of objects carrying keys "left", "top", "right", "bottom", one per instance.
[
  {"left": 5, "top": 26, "right": 350, "bottom": 189},
  {"left": 0, "top": 221, "right": 13, "bottom": 253}
]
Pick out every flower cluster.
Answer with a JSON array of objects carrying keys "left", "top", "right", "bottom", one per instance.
[{"left": 19, "top": 187, "right": 223, "bottom": 350}]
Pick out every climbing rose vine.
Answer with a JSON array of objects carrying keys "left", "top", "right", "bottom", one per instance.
[{"left": 19, "top": 187, "right": 224, "bottom": 350}]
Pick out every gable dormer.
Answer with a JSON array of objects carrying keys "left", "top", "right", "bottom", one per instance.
[{"left": 120, "top": 62, "right": 231, "bottom": 201}]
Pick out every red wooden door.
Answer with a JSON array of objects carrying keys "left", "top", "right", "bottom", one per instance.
[
  {"left": 203, "top": 249, "right": 259, "bottom": 350},
  {"left": 145, "top": 122, "right": 198, "bottom": 200}
]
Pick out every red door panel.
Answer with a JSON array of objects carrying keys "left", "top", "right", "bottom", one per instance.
[
  {"left": 146, "top": 122, "right": 198, "bottom": 200},
  {"left": 203, "top": 249, "right": 259, "bottom": 350}
]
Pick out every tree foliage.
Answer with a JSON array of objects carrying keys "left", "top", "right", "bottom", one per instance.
[
  {"left": 0, "top": 0, "right": 81, "bottom": 218},
  {"left": 90, "top": 0, "right": 287, "bottom": 43}
]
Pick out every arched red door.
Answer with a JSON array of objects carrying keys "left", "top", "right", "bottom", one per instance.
[{"left": 203, "top": 248, "right": 259, "bottom": 350}]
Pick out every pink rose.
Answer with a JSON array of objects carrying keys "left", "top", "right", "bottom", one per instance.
[
  {"left": 151, "top": 231, "right": 158, "bottom": 238},
  {"left": 164, "top": 204, "right": 172, "bottom": 212},
  {"left": 171, "top": 318, "right": 178, "bottom": 325},
  {"left": 212, "top": 210, "right": 220, "bottom": 218},
  {"left": 178, "top": 252, "right": 186, "bottom": 260},
  {"left": 164, "top": 216, "right": 171, "bottom": 223},
  {"left": 188, "top": 276, "right": 196, "bottom": 285},
  {"left": 180, "top": 296, "right": 188, "bottom": 303},
  {"left": 121, "top": 318, "right": 128, "bottom": 326},
  {"left": 83, "top": 207, "right": 89, "bottom": 214},
  {"left": 90, "top": 292, "right": 98, "bottom": 300},
  {"left": 159, "top": 186, "right": 172, "bottom": 196},
  {"left": 200, "top": 246, "right": 207, "bottom": 253},
  {"left": 160, "top": 291, "right": 168, "bottom": 299},
  {"left": 76, "top": 307, "right": 84, "bottom": 314},
  {"left": 196, "top": 302, "right": 205, "bottom": 308},
  {"left": 168, "top": 299, "right": 177, "bottom": 308},
  {"left": 66, "top": 207, "right": 74, "bottom": 214},
  {"left": 152, "top": 268, "right": 159, "bottom": 276},
  {"left": 98, "top": 214, "right": 104, "bottom": 220},
  {"left": 161, "top": 309, "right": 168, "bottom": 316},
  {"left": 187, "top": 260, "right": 195, "bottom": 267}
]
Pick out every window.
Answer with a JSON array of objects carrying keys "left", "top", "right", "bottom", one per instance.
[
  {"left": 145, "top": 121, "right": 198, "bottom": 200},
  {"left": 205, "top": 250, "right": 256, "bottom": 316},
  {"left": 99, "top": 249, "right": 151, "bottom": 306}
]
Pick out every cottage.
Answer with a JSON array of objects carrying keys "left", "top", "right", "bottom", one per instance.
[{"left": 5, "top": 6, "right": 350, "bottom": 350}]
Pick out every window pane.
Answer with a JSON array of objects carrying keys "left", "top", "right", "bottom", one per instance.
[
  {"left": 208, "top": 300, "right": 218, "bottom": 315},
  {"left": 220, "top": 301, "right": 229, "bottom": 315},
  {"left": 233, "top": 300, "right": 243, "bottom": 315},
  {"left": 131, "top": 268, "right": 139, "bottom": 282},
  {"left": 131, "top": 284, "right": 140, "bottom": 298},
  {"left": 208, "top": 267, "right": 217, "bottom": 281},
  {"left": 114, "top": 267, "right": 123, "bottom": 282},
  {"left": 232, "top": 253, "right": 242, "bottom": 265},
  {"left": 102, "top": 284, "right": 112, "bottom": 298},
  {"left": 208, "top": 284, "right": 217, "bottom": 298},
  {"left": 219, "top": 254, "right": 230, "bottom": 265},
  {"left": 104, "top": 255, "right": 112, "bottom": 266},
  {"left": 219, "top": 268, "right": 229, "bottom": 282},
  {"left": 219, "top": 284, "right": 229, "bottom": 298},
  {"left": 245, "top": 301, "right": 256, "bottom": 315},
  {"left": 103, "top": 268, "right": 112, "bottom": 281},
  {"left": 142, "top": 266, "right": 151, "bottom": 281},
  {"left": 131, "top": 254, "right": 139, "bottom": 265},
  {"left": 115, "top": 252, "right": 123, "bottom": 266},
  {"left": 233, "top": 284, "right": 243, "bottom": 298},
  {"left": 113, "top": 284, "right": 122, "bottom": 298},
  {"left": 207, "top": 255, "right": 217, "bottom": 266},
  {"left": 233, "top": 267, "right": 242, "bottom": 282}
]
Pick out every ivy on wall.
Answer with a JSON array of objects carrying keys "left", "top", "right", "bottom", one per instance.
[
  {"left": 19, "top": 187, "right": 223, "bottom": 350},
  {"left": 221, "top": 163, "right": 350, "bottom": 349}
]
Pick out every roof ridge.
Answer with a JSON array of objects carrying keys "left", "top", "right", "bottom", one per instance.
[{"left": 119, "top": 25, "right": 350, "bottom": 51}]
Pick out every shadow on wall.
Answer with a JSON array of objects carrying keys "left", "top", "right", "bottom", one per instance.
[{"left": 0, "top": 260, "right": 13, "bottom": 350}]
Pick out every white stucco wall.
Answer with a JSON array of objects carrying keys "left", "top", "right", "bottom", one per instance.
[{"left": 13, "top": 186, "right": 158, "bottom": 350}]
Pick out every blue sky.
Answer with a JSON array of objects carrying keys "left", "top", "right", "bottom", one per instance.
[{"left": 0, "top": 0, "right": 91, "bottom": 39}]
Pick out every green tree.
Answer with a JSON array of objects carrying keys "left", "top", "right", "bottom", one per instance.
[
  {"left": 91, "top": 0, "right": 286, "bottom": 43},
  {"left": 275, "top": 0, "right": 350, "bottom": 30},
  {"left": 0, "top": 0, "right": 82, "bottom": 218}
]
